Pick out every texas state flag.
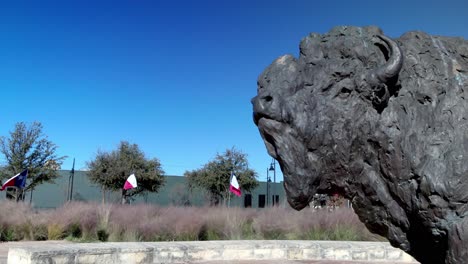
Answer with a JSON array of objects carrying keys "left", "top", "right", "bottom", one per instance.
[
  {"left": 0, "top": 170, "right": 28, "bottom": 191},
  {"left": 123, "top": 174, "right": 137, "bottom": 190},
  {"left": 229, "top": 174, "right": 241, "bottom": 197}
]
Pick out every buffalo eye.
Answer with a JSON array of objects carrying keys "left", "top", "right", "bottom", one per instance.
[
  {"left": 338, "top": 87, "right": 352, "bottom": 98},
  {"left": 263, "top": 95, "right": 273, "bottom": 102}
]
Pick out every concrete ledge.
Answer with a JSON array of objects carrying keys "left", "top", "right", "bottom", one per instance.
[{"left": 8, "top": 240, "right": 419, "bottom": 264}]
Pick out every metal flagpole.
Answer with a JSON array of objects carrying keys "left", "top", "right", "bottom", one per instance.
[
  {"left": 228, "top": 171, "right": 232, "bottom": 207},
  {"left": 69, "top": 158, "right": 75, "bottom": 201},
  {"left": 67, "top": 173, "right": 71, "bottom": 201}
]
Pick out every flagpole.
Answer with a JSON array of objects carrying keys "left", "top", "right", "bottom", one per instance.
[
  {"left": 69, "top": 158, "right": 75, "bottom": 201},
  {"left": 67, "top": 173, "right": 71, "bottom": 202},
  {"left": 228, "top": 171, "right": 232, "bottom": 207}
]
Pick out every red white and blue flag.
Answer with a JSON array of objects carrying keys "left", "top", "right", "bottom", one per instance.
[
  {"left": 0, "top": 170, "right": 28, "bottom": 191},
  {"left": 229, "top": 173, "right": 241, "bottom": 197},
  {"left": 123, "top": 174, "right": 137, "bottom": 190}
]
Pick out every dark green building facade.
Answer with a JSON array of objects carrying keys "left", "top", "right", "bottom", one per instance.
[{"left": 1, "top": 170, "right": 286, "bottom": 209}]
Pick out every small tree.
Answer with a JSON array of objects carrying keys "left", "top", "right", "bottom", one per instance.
[
  {"left": 0, "top": 122, "right": 66, "bottom": 201},
  {"left": 87, "top": 141, "right": 165, "bottom": 204},
  {"left": 184, "top": 147, "right": 258, "bottom": 206}
]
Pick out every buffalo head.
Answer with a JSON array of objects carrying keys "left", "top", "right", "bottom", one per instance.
[{"left": 252, "top": 26, "right": 403, "bottom": 210}]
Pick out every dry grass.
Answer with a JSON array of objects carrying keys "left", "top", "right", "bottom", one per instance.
[{"left": 0, "top": 200, "right": 384, "bottom": 242}]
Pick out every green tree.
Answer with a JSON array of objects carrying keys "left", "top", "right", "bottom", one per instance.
[
  {"left": 184, "top": 147, "right": 258, "bottom": 206},
  {"left": 0, "top": 121, "right": 66, "bottom": 201},
  {"left": 87, "top": 141, "right": 165, "bottom": 204}
]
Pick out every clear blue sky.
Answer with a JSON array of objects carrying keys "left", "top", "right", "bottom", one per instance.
[{"left": 0, "top": 0, "right": 466, "bottom": 182}]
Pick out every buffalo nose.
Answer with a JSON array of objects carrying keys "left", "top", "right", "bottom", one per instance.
[
  {"left": 252, "top": 93, "right": 274, "bottom": 124},
  {"left": 250, "top": 96, "right": 258, "bottom": 106},
  {"left": 252, "top": 93, "right": 274, "bottom": 112}
]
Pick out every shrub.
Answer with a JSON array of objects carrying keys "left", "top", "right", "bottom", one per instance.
[
  {"left": 69, "top": 223, "right": 82, "bottom": 238},
  {"left": 0, "top": 227, "right": 16, "bottom": 241},
  {"left": 97, "top": 228, "right": 109, "bottom": 242},
  {"left": 0, "top": 200, "right": 383, "bottom": 242},
  {"left": 48, "top": 224, "right": 66, "bottom": 240}
]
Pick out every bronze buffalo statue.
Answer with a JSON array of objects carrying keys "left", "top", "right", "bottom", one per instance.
[{"left": 252, "top": 26, "right": 468, "bottom": 263}]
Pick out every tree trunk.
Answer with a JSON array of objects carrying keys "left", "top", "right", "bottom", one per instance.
[
  {"left": 29, "top": 188, "right": 34, "bottom": 204},
  {"left": 101, "top": 188, "right": 106, "bottom": 204},
  {"left": 15, "top": 188, "right": 24, "bottom": 202},
  {"left": 121, "top": 189, "right": 128, "bottom": 204}
]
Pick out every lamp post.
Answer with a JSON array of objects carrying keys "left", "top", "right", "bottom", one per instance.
[
  {"left": 269, "top": 159, "right": 276, "bottom": 205},
  {"left": 266, "top": 167, "right": 270, "bottom": 207}
]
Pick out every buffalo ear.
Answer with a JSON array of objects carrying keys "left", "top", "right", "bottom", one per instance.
[{"left": 356, "top": 35, "right": 403, "bottom": 113}]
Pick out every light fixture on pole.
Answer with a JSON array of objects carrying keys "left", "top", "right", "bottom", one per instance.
[
  {"left": 266, "top": 167, "right": 270, "bottom": 207},
  {"left": 269, "top": 159, "right": 276, "bottom": 205}
]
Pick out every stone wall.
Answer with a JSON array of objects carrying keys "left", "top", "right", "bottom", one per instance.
[{"left": 8, "top": 240, "right": 418, "bottom": 264}]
